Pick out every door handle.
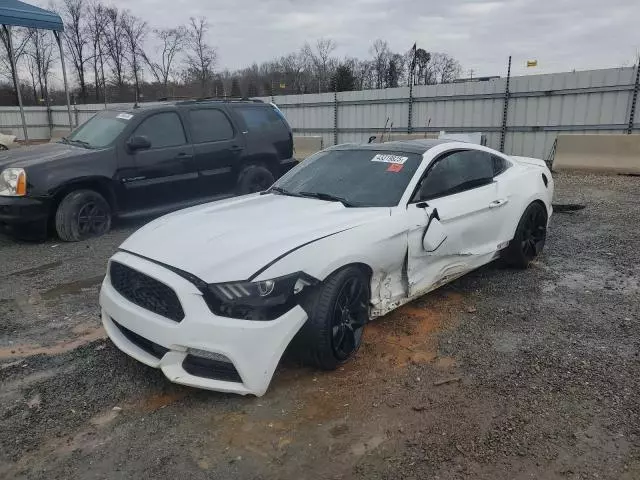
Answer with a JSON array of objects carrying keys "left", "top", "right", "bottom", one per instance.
[
  {"left": 489, "top": 198, "right": 509, "bottom": 208},
  {"left": 176, "top": 152, "right": 193, "bottom": 159},
  {"left": 229, "top": 145, "right": 244, "bottom": 152}
]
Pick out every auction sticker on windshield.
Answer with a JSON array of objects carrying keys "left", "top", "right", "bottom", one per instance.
[
  {"left": 116, "top": 113, "right": 133, "bottom": 120},
  {"left": 371, "top": 154, "right": 408, "bottom": 164}
]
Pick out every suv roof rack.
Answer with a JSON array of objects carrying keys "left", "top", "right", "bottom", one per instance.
[{"left": 172, "top": 97, "right": 264, "bottom": 105}]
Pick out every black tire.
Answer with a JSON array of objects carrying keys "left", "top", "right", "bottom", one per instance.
[
  {"left": 55, "top": 189, "right": 112, "bottom": 242},
  {"left": 503, "top": 202, "right": 548, "bottom": 269},
  {"left": 237, "top": 164, "right": 275, "bottom": 194},
  {"left": 292, "top": 267, "right": 370, "bottom": 370},
  {"left": 0, "top": 144, "right": 8, "bottom": 151}
]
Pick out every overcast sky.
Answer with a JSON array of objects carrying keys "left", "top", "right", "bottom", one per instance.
[
  {"left": 98, "top": 0, "right": 639, "bottom": 77},
  {"left": 31, "top": 0, "right": 640, "bottom": 79}
]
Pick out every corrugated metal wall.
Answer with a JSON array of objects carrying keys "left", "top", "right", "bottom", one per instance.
[{"left": 2, "top": 67, "right": 638, "bottom": 159}]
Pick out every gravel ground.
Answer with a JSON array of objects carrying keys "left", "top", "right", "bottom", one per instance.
[{"left": 0, "top": 172, "right": 639, "bottom": 480}]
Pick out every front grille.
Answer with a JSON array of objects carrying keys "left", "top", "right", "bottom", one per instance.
[
  {"left": 182, "top": 354, "right": 242, "bottom": 383},
  {"left": 110, "top": 262, "right": 184, "bottom": 322},
  {"left": 112, "top": 319, "right": 169, "bottom": 359}
]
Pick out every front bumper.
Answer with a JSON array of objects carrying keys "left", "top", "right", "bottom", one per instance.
[
  {"left": 0, "top": 195, "right": 50, "bottom": 233},
  {"left": 99, "top": 251, "right": 308, "bottom": 396}
]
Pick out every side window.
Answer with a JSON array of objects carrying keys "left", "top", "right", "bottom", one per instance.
[
  {"left": 188, "top": 109, "right": 234, "bottom": 143},
  {"left": 415, "top": 150, "right": 494, "bottom": 201},
  {"left": 235, "top": 106, "right": 282, "bottom": 132},
  {"left": 492, "top": 155, "right": 511, "bottom": 176},
  {"left": 133, "top": 112, "right": 186, "bottom": 148}
]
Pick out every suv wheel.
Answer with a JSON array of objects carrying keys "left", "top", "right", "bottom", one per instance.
[
  {"left": 237, "top": 165, "right": 275, "bottom": 194},
  {"left": 55, "top": 189, "right": 112, "bottom": 242}
]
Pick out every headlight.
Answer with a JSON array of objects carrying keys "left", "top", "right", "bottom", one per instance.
[
  {"left": 0, "top": 168, "right": 26, "bottom": 196},
  {"left": 205, "top": 272, "right": 318, "bottom": 320}
]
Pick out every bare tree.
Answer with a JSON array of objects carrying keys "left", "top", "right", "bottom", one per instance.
[
  {"left": 303, "top": 38, "right": 337, "bottom": 92},
  {"left": 103, "top": 6, "right": 127, "bottom": 89},
  {"left": 144, "top": 26, "right": 187, "bottom": 95},
  {"left": 60, "top": 0, "right": 89, "bottom": 101},
  {"left": 121, "top": 11, "right": 147, "bottom": 103},
  {"left": 25, "top": 28, "right": 56, "bottom": 104},
  {"left": 0, "top": 27, "right": 32, "bottom": 105},
  {"left": 370, "top": 39, "right": 390, "bottom": 89},
  {"left": 429, "top": 52, "right": 462, "bottom": 84},
  {"left": 87, "top": 1, "right": 108, "bottom": 102},
  {"left": 185, "top": 17, "right": 216, "bottom": 97}
]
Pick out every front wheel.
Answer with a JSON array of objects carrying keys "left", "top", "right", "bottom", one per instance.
[
  {"left": 503, "top": 202, "right": 548, "bottom": 269},
  {"left": 292, "top": 267, "right": 370, "bottom": 370},
  {"left": 55, "top": 190, "right": 112, "bottom": 242}
]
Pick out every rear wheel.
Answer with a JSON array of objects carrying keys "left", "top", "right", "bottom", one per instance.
[
  {"left": 504, "top": 202, "right": 547, "bottom": 268},
  {"left": 55, "top": 190, "right": 112, "bottom": 242},
  {"left": 237, "top": 165, "right": 275, "bottom": 194},
  {"left": 292, "top": 267, "right": 369, "bottom": 370}
]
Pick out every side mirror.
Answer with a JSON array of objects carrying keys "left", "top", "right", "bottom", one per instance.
[
  {"left": 422, "top": 208, "right": 446, "bottom": 252},
  {"left": 367, "top": 135, "right": 377, "bottom": 144},
  {"left": 126, "top": 135, "right": 151, "bottom": 151}
]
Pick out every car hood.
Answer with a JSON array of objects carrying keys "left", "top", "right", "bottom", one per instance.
[
  {"left": 0, "top": 142, "right": 96, "bottom": 169},
  {"left": 120, "top": 193, "right": 390, "bottom": 283}
]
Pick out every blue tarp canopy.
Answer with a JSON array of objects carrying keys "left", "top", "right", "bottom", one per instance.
[{"left": 0, "top": 0, "right": 63, "bottom": 31}]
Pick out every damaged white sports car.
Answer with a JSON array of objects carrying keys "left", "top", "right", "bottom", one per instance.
[{"left": 100, "top": 139, "right": 553, "bottom": 396}]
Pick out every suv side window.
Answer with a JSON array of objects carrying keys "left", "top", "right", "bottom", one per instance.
[
  {"left": 414, "top": 150, "right": 494, "bottom": 201},
  {"left": 189, "top": 109, "right": 234, "bottom": 143},
  {"left": 235, "top": 106, "right": 283, "bottom": 132},
  {"left": 492, "top": 154, "right": 511, "bottom": 176},
  {"left": 134, "top": 112, "right": 186, "bottom": 148}
]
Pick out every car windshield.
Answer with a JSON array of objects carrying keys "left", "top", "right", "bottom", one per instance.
[
  {"left": 272, "top": 148, "right": 423, "bottom": 207},
  {"left": 64, "top": 110, "right": 132, "bottom": 148}
]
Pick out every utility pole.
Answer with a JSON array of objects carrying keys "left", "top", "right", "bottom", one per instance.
[{"left": 469, "top": 69, "right": 474, "bottom": 79}]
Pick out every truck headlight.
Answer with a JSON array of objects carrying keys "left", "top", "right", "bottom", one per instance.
[
  {"left": 205, "top": 272, "right": 318, "bottom": 320},
  {"left": 0, "top": 168, "right": 26, "bottom": 196}
]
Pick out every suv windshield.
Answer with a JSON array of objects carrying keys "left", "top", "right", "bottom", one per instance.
[
  {"left": 272, "top": 149, "right": 423, "bottom": 207},
  {"left": 64, "top": 110, "right": 131, "bottom": 148}
]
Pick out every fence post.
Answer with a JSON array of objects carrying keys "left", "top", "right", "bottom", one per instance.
[
  {"left": 408, "top": 81, "right": 414, "bottom": 134},
  {"left": 627, "top": 63, "right": 640, "bottom": 134},
  {"left": 499, "top": 55, "right": 512, "bottom": 153},
  {"left": 333, "top": 87, "right": 338, "bottom": 145}
]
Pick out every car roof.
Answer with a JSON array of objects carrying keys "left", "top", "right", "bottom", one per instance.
[{"left": 328, "top": 139, "right": 455, "bottom": 155}]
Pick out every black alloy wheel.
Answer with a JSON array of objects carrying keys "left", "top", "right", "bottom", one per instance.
[
  {"left": 77, "top": 201, "right": 110, "bottom": 237},
  {"left": 331, "top": 275, "right": 368, "bottom": 360},
  {"left": 504, "top": 202, "right": 547, "bottom": 268}
]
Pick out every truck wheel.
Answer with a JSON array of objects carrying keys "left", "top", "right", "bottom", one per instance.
[
  {"left": 503, "top": 202, "right": 547, "bottom": 269},
  {"left": 237, "top": 165, "right": 274, "bottom": 194},
  {"left": 292, "top": 267, "right": 369, "bottom": 370},
  {"left": 55, "top": 190, "right": 112, "bottom": 242}
]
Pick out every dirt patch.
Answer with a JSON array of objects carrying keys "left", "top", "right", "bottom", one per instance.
[{"left": 0, "top": 323, "right": 105, "bottom": 360}]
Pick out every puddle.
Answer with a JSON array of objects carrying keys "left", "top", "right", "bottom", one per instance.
[
  {"left": 42, "top": 275, "right": 105, "bottom": 300},
  {"left": 12, "top": 261, "right": 63, "bottom": 278},
  {"left": 0, "top": 325, "right": 106, "bottom": 359}
]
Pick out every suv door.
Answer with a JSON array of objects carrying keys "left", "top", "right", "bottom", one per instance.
[
  {"left": 406, "top": 149, "right": 503, "bottom": 295},
  {"left": 121, "top": 111, "right": 197, "bottom": 212},
  {"left": 185, "top": 107, "right": 244, "bottom": 196}
]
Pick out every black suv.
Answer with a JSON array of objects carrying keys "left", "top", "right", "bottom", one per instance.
[{"left": 0, "top": 99, "right": 295, "bottom": 241}]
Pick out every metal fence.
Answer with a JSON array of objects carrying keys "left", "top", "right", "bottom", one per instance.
[{"left": 1, "top": 66, "right": 639, "bottom": 159}]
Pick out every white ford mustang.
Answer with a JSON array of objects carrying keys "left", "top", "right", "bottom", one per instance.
[{"left": 100, "top": 139, "right": 553, "bottom": 396}]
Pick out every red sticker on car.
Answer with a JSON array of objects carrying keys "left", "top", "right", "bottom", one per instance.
[{"left": 387, "top": 163, "right": 403, "bottom": 172}]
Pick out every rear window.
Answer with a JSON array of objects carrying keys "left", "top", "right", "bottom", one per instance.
[
  {"left": 274, "top": 149, "right": 423, "bottom": 207},
  {"left": 235, "top": 106, "right": 285, "bottom": 133}
]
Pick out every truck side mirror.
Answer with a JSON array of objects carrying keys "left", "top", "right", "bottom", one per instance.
[{"left": 127, "top": 135, "right": 151, "bottom": 151}]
